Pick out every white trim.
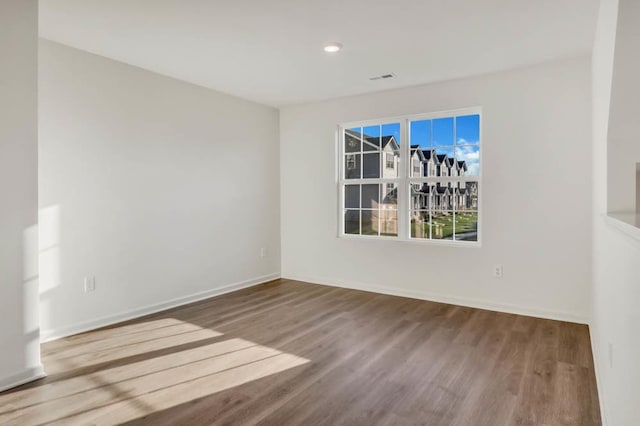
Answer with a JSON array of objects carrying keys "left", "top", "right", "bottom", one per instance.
[
  {"left": 340, "top": 106, "right": 483, "bottom": 130},
  {"left": 40, "top": 273, "right": 281, "bottom": 342},
  {"left": 338, "top": 233, "right": 480, "bottom": 248},
  {"left": 337, "top": 108, "right": 482, "bottom": 246},
  {"left": 588, "top": 324, "right": 608, "bottom": 426},
  {"left": 603, "top": 212, "right": 640, "bottom": 242},
  {"left": 283, "top": 274, "right": 589, "bottom": 325},
  {"left": 0, "top": 365, "right": 46, "bottom": 393}
]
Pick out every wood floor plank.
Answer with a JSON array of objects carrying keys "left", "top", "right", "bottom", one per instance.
[{"left": 0, "top": 279, "right": 601, "bottom": 426}]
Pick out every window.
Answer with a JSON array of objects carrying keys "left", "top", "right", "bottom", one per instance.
[
  {"left": 346, "top": 154, "right": 357, "bottom": 170},
  {"left": 386, "top": 153, "right": 395, "bottom": 169},
  {"left": 339, "top": 108, "right": 480, "bottom": 244}
]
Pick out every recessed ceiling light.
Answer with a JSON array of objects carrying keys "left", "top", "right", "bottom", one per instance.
[{"left": 323, "top": 42, "right": 343, "bottom": 53}]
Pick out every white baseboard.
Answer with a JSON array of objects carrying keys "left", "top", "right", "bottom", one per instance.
[
  {"left": 588, "top": 324, "right": 608, "bottom": 426},
  {"left": 41, "top": 273, "right": 281, "bottom": 342},
  {"left": 284, "top": 274, "right": 589, "bottom": 324},
  {"left": 0, "top": 365, "right": 46, "bottom": 393}
]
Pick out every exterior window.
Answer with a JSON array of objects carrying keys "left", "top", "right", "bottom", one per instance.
[
  {"left": 346, "top": 154, "right": 357, "bottom": 170},
  {"left": 386, "top": 153, "right": 394, "bottom": 169},
  {"left": 339, "top": 108, "right": 481, "bottom": 244}
]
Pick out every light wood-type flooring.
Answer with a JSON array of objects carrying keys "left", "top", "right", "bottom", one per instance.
[{"left": 0, "top": 279, "right": 601, "bottom": 425}]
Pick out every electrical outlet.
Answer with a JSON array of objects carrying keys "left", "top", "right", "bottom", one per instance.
[
  {"left": 260, "top": 247, "right": 268, "bottom": 258},
  {"left": 493, "top": 264, "right": 503, "bottom": 278},
  {"left": 83, "top": 276, "right": 96, "bottom": 293}
]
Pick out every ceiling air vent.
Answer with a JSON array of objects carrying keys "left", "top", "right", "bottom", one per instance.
[{"left": 369, "top": 73, "right": 396, "bottom": 81}]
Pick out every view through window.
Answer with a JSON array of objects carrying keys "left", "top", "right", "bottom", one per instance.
[{"left": 340, "top": 109, "right": 480, "bottom": 244}]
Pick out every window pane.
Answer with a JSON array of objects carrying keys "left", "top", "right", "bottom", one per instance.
[
  {"left": 362, "top": 153, "right": 380, "bottom": 178},
  {"left": 410, "top": 183, "right": 431, "bottom": 210},
  {"left": 455, "top": 145, "right": 480, "bottom": 177},
  {"left": 410, "top": 119, "right": 431, "bottom": 148},
  {"left": 363, "top": 125, "right": 381, "bottom": 152},
  {"left": 431, "top": 147, "right": 455, "bottom": 179},
  {"left": 411, "top": 210, "right": 431, "bottom": 239},
  {"left": 454, "top": 211, "right": 478, "bottom": 241},
  {"left": 456, "top": 114, "right": 480, "bottom": 145},
  {"left": 344, "top": 210, "right": 360, "bottom": 234},
  {"left": 432, "top": 184, "right": 454, "bottom": 210},
  {"left": 344, "top": 185, "right": 359, "bottom": 209},
  {"left": 382, "top": 123, "right": 400, "bottom": 147},
  {"left": 457, "top": 181, "right": 479, "bottom": 210},
  {"left": 361, "top": 210, "right": 378, "bottom": 236},
  {"left": 381, "top": 123, "right": 400, "bottom": 179},
  {"left": 431, "top": 211, "right": 454, "bottom": 240},
  {"left": 382, "top": 183, "right": 398, "bottom": 209},
  {"left": 361, "top": 184, "right": 379, "bottom": 209},
  {"left": 379, "top": 209, "right": 397, "bottom": 236},
  {"left": 409, "top": 147, "right": 425, "bottom": 177},
  {"left": 345, "top": 154, "right": 361, "bottom": 179},
  {"left": 410, "top": 120, "right": 432, "bottom": 178},
  {"left": 433, "top": 117, "right": 454, "bottom": 146},
  {"left": 345, "top": 128, "right": 361, "bottom": 153}
]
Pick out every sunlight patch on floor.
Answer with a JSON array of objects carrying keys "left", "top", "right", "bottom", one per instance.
[
  {"left": 0, "top": 337, "right": 255, "bottom": 415},
  {"left": 0, "top": 318, "right": 309, "bottom": 426},
  {"left": 53, "top": 352, "right": 309, "bottom": 425},
  {"left": 45, "top": 328, "right": 223, "bottom": 374},
  {"left": 46, "top": 321, "right": 210, "bottom": 360}
]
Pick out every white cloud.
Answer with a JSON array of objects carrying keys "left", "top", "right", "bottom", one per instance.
[
  {"left": 457, "top": 138, "right": 479, "bottom": 144},
  {"left": 456, "top": 146, "right": 480, "bottom": 175}
]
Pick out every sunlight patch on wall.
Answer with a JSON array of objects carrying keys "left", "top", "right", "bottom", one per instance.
[
  {"left": 39, "top": 205, "right": 60, "bottom": 294},
  {"left": 38, "top": 205, "right": 62, "bottom": 336},
  {"left": 22, "top": 223, "right": 39, "bottom": 337}
]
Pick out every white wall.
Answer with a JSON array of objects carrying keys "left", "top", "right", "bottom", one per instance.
[
  {"left": 38, "top": 40, "right": 281, "bottom": 339},
  {"left": 607, "top": 0, "right": 640, "bottom": 213},
  {"left": 591, "top": 0, "right": 640, "bottom": 424},
  {"left": 281, "top": 57, "right": 592, "bottom": 322},
  {"left": 0, "top": 0, "right": 44, "bottom": 391}
]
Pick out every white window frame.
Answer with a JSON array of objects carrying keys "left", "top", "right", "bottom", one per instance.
[{"left": 337, "top": 107, "right": 482, "bottom": 247}]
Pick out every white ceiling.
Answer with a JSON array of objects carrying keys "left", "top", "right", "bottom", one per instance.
[{"left": 39, "top": 0, "right": 599, "bottom": 107}]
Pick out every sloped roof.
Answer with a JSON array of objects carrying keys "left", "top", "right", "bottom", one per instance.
[
  {"left": 373, "top": 135, "right": 399, "bottom": 152},
  {"left": 422, "top": 149, "right": 436, "bottom": 161},
  {"left": 382, "top": 187, "right": 398, "bottom": 205},
  {"left": 346, "top": 128, "right": 399, "bottom": 152},
  {"left": 410, "top": 145, "right": 426, "bottom": 161}
]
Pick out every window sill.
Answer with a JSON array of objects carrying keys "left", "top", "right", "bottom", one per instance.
[
  {"left": 603, "top": 212, "right": 640, "bottom": 242},
  {"left": 338, "top": 234, "right": 481, "bottom": 248}
]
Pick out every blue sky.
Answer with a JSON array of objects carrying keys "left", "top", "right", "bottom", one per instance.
[
  {"left": 408, "top": 114, "right": 480, "bottom": 176},
  {"left": 349, "top": 115, "right": 480, "bottom": 175},
  {"left": 359, "top": 114, "right": 479, "bottom": 146},
  {"left": 409, "top": 114, "right": 480, "bottom": 147},
  {"left": 362, "top": 123, "right": 400, "bottom": 142}
]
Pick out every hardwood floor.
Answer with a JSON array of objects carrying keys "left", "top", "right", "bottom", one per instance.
[{"left": 0, "top": 279, "right": 601, "bottom": 425}]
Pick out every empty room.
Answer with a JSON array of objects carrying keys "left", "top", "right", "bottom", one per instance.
[{"left": 1, "top": 0, "right": 639, "bottom": 424}]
